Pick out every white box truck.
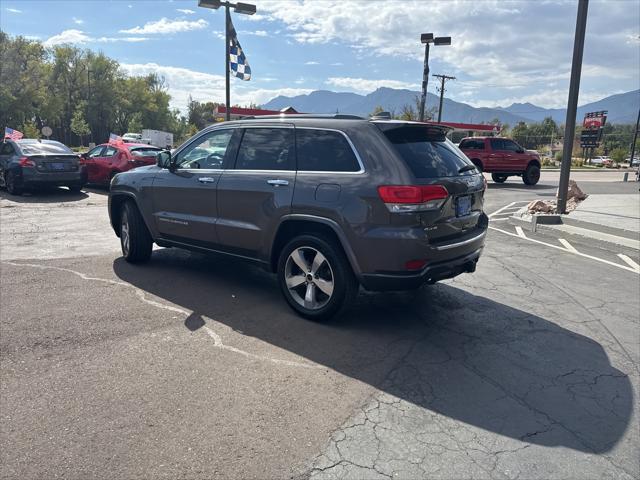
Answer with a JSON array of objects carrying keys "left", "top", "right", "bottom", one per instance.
[{"left": 142, "top": 129, "right": 174, "bottom": 149}]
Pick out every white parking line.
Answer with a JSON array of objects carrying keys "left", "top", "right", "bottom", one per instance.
[
  {"left": 489, "top": 225, "right": 640, "bottom": 274},
  {"left": 515, "top": 226, "right": 527, "bottom": 238},
  {"left": 617, "top": 254, "right": 640, "bottom": 272},
  {"left": 487, "top": 202, "right": 517, "bottom": 218},
  {"left": 559, "top": 238, "right": 579, "bottom": 253}
]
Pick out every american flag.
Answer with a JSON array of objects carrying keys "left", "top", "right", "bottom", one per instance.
[
  {"left": 228, "top": 17, "right": 251, "bottom": 81},
  {"left": 108, "top": 133, "right": 123, "bottom": 145},
  {"left": 4, "top": 127, "right": 24, "bottom": 140}
]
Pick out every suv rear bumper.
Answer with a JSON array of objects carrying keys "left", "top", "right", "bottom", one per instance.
[{"left": 359, "top": 247, "right": 483, "bottom": 291}]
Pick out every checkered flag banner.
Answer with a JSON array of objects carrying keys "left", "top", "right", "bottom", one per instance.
[{"left": 228, "top": 17, "right": 251, "bottom": 81}]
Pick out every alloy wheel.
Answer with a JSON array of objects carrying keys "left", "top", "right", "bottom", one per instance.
[{"left": 285, "top": 246, "right": 334, "bottom": 310}]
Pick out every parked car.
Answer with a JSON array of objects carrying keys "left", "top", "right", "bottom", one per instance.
[
  {"left": 458, "top": 136, "right": 541, "bottom": 185},
  {"left": 0, "top": 139, "right": 86, "bottom": 195},
  {"left": 82, "top": 143, "right": 163, "bottom": 186},
  {"left": 590, "top": 156, "right": 612, "bottom": 166},
  {"left": 627, "top": 156, "right": 639, "bottom": 167},
  {"left": 108, "top": 115, "right": 487, "bottom": 320}
]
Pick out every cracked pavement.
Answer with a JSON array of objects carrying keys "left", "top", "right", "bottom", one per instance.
[{"left": 1, "top": 178, "right": 639, "bottom": 479}]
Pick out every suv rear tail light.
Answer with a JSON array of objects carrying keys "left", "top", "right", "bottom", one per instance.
[
  {"left": 19, "top": 157, "right": 36, "bottom": 167},
  {"left": 377, "top": 185, "right": 448, "bottom": 212}
]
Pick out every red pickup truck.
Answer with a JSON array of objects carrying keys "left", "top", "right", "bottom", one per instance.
[{"left": 458, "top": 137, "right": 541, "bottom": 185}]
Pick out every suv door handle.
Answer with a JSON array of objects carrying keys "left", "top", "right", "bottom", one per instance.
[
  {"left": 198, "top": 177, "right": 216, "bottom": 184},
  {"left": 267, "top": 179, "right": 289, "bottom": 186}
]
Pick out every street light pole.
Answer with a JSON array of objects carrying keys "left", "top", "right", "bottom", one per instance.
[
  {"left": 629, "top": 107, "right": 639, "bottom": 180},
  {"left": 418, "top": 34, "right": 451, "bottom": 122},
  {"left": 557, "top": 0, "right": 589, "bottom": 214},
  {"left": 198, "top": 0, "right": 256, "bottom": 122},
  {"left": 419, "top": 40, "right": 431, "bottom": 122}
]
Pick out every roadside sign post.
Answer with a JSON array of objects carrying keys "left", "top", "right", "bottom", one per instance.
[{"left": 557, "top": 0, "right": 589, "bottom": 214}]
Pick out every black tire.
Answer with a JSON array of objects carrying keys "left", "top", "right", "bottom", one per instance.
[
  {"left": 491, "top": 173, "right": 508, "bottom": 183},
  {"left": 277, "top": 234, "right": 358, "bottom": 321},
  {"left": 68, "top": 184, "right": 83, "bottom": 193},
  {"left": 120, "top": 201, "right": 153, "bottom": 263},
  {"left": 6, "top": 170, "right": 23, "bottom": 196},
  {"left": 471, "top": 160, "right": 483, "bottom": 173},
  {"left": 522, "top": 163, "right": 541, "bottom": 185}
]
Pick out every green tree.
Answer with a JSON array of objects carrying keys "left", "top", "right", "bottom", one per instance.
[
  {"left": 370, "top": 105, "right": 385, "bottom": 117},
  {"left": 71, "top": 103, "right": 91, "bottom": 146},
  {"left": 127, "top": 112, "right": 143, "bottom": 133},
  {"left": 20, "top": 122, "right": 40, "bottom": 138},
  {"left": 610, "top": 147, "right": 626, "bottom": 164}
]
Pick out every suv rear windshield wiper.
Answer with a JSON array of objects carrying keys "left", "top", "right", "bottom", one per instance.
[{"left": 458, "top": 164, "right": 477, "bottom": 173}]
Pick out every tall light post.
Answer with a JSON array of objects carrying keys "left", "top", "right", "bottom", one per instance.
[
  {"left": 418, "top": 33, "right": 451, "bottom": 122},
  {"left": 198, "top": 0, "right": 256, "bottom": 121}
]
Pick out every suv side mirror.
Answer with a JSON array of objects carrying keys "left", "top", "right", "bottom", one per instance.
[
  {"left": 157, "top": 150, "right": 173, "bottom": 170},
  {"left": 517, "top": 147, "right": 525, "bottom": 154}
]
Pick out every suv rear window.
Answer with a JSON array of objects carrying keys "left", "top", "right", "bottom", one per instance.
[
  {"left": 381, "top": 126, "right": 473, "bottom": 178},
  {"left": 459, "top": 139, "right": 484, "bottom": 150},
  {"left": 296, "top": 129, "right": 360, "bottom": 172}
]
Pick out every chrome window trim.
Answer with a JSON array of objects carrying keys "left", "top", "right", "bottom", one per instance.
[{"left": 294, "top": 127, "right": 365, "bottom": 175}]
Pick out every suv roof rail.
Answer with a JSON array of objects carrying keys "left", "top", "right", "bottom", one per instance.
[{"left": 239, "top": 113, "right": 365, "bottom": 120}]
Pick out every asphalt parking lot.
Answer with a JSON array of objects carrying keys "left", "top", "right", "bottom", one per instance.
[{"left": 1, "top": 173, "right": 639, "bottom": 480}]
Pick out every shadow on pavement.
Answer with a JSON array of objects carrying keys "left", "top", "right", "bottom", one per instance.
[
  {"left": 486, "top": 182, "right": 554, "bottom": 191},
  {"left": 0, "top": 187, "right": 88, "bottom": 203},
  {"left": 113, "top": 249, "right": 632, "bottom": 454}
]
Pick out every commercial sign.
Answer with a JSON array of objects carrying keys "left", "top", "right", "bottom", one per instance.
[{"left": 580, "top": 110, "right": 607, "bottom": 148}]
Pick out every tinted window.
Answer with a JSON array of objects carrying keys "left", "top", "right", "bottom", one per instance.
[
  {"left": 459, "top": 139, "right": 484, "bottom": 150},
  {"left": 235, "top": 128, "right": 294, "bottom": 171},
  {"left": 381, "top": 126, "right": 473, "bottom": 178},
  {"left": 177, "top": 129, "right": 233, "bottom": 169},
  {"left": 502, "top": 139, "right": 521, "bottom": 152},
  {"left": 18, "top": 141, "right": 73, "bottom": 155},
  {"left": 490, "top": 138, "right": 505, "bottom": 150},
  {"left": 296, "top": 129, "right": 360, "bottom": 172}
]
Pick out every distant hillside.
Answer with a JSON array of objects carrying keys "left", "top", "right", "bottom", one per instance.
[{"left": 264, "top": 88, "right": 639, "bottom": 125}]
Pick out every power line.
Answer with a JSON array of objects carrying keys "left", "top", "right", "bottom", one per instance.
[{"left": 433, "top": 74, "right": 456, "bottom": 122}]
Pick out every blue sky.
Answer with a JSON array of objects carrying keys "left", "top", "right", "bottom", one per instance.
[{"left": 1, "top": 0, "right": 638, "bottom": 112}]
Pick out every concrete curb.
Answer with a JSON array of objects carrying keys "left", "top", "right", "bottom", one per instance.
[{"left": 509, "top": 207, "right": 640, "bottom": 252}]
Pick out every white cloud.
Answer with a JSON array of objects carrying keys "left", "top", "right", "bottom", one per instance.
[
  {"left": 238, "top": 30, "right": 269, "bottom": 37},
  {"left": 258, "top": 0, "right": 639, "bottom": 106},
  {"left": 72, "top": 17, "right": 84, "bottom": 25},
  {"left": 5, "top": 7, "right": 21, "bottom": 13},
  {"left": 326, "top": 77, "right": 418, "bottom": 93},
  {"left": 119, "top": 63, "right": 312, "bottom": 111},
  {"left": 176, "top": 8, "right": 195, "bottom": 14},
  {"left": 305, "top": 61, "right": 320, "bottom": 65},
  {"left": 43, "top": 29, "right": 150, "bottom": 47},
  {"left": 120, "top": 17, "right": 208, "bottom": 35}
]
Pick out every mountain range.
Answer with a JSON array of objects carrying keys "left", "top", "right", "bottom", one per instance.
[{"left": 263, "top": 88, "right": 639, "bottom": 125}]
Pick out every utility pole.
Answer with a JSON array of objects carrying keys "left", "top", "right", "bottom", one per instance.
[
  {"left": 557, "top": 0, "right": 589, "bottom": 214},
  {"left": 433, "top": 74, "right": 455, "bottom": 123},
  {"left": 630, "top": 108, "right": 639, "bottom": 180}
]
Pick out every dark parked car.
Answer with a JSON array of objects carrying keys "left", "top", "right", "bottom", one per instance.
[
  {"left": 83, "top": 142, "right": 163, "bottom": 186},
  {"left": 0, "top": 139, "right": 86, "bottom": 195},
  {"left": 108, "top": 115, "right": 487, "bottom": 320}
]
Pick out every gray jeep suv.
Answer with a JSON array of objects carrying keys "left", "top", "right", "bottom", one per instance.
[{"left": 108, "top": 115, "right": 487, "bottom": 320}]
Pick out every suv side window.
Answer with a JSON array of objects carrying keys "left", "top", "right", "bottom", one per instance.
[
  {"left": 235, "top": 128, "right": 294, "bottom": 171},
  {"left": 296, "top": 129, "right": 360, "bottom": 172},
  {"left": 460, "top": 139, "right": 484, "bottom": 150},
  {"left": 490, "top": 138, "right": 505, "bottom": 151},
  {"left": 176, "top": 129, "right": 234, "bottom": 169},
  {"left": 502, "top": 139, "right": 521, "bottom": 152}
]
